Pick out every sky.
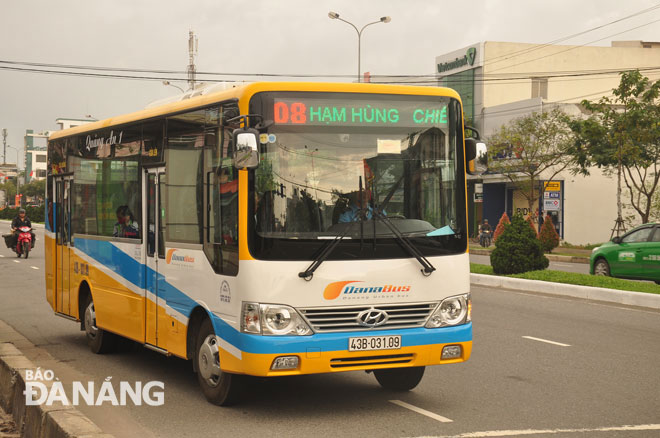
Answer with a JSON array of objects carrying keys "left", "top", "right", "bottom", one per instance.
[{"left": 2, "top": 0, "right": 660, "bottom": 167}]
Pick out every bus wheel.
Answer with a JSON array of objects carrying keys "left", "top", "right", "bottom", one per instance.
[
  {"left": 373, "top": 366, "right": 425, "bottom": 391},
  {"left": 84, "top": 295, "right": 116, "bottom": 354},
  {"left": 195, "top": 318, "right": 243, "bottom": 406}
]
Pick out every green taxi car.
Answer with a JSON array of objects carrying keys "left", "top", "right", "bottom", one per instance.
[{"left": 590, "top": 223, "right": 660, "bottom": 284}]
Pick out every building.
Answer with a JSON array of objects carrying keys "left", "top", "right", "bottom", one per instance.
[
  {"left": 435, "top": 41, "right": 660, "bottom": 244},
  {"left": 24, "top": 129, "right": 48, "bottom": 183}
]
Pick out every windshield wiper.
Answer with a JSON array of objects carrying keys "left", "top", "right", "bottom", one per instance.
[
  {"left": 373, "top": 210, "right": 436, "bottom": 276},
  {"left": 298, "top": 221, "right": 357, "bottom": 281}
]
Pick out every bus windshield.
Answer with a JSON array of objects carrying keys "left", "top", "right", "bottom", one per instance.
[{"left": 250, "top": 92, "right": 467, "bottom": 258}]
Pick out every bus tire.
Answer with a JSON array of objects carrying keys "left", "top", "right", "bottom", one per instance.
[
  {"left": 195, "top": 318, "right": 243, "bottom": 406},
  {"left": 83, "top": 295, "right": 116, "bottom": 354},
  {"left": 373, "top": 366, "right": 425, "bottom": 391}
]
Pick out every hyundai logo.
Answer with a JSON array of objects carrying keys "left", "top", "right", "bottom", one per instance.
[{"left": 357, "top": 309, "right": 389, "bottom": 328}]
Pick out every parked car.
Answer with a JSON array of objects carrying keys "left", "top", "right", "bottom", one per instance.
[{"left": 590, "top": 223, "right": 660, "bottom": 285}]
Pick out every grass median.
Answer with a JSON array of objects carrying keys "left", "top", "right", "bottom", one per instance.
[{"left": 470, "top": 263, "right": 660, "bottom": 295}]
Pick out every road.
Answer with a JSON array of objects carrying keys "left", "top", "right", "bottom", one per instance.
[
  {"left": 1, "top": 225, "right": 659, "bottom": 437},
  {"left": 470, "top": 253, "right": 590, "bottom": 274}
]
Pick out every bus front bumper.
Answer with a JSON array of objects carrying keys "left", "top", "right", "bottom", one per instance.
[{"left": 212, "top": 318, "right": 473, "bottom": 377}]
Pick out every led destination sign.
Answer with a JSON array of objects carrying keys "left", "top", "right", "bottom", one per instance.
[{"left": 272, "top": 98, "right": 448, "bottom": 127}]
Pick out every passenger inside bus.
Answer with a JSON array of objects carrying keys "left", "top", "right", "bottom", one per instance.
[{"left": 113, "top": 205, "right": 139, "bottom": 238}]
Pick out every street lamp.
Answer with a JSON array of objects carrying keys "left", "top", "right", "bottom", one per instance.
[
  {"left": 162, "top": 81, "right": 185, "bottom": 93},
  {"left": 328, "top": 11, "right": 391, "bottom": 82}
]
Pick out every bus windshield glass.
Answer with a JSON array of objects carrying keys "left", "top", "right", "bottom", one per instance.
[{"left": 249, "top": 92, "right": 466, "bottom": 258}]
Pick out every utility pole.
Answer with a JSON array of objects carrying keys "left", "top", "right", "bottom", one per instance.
[
  {"left": 187, "top": 30, "right": 198, "bottom": 91},
  {"left": 2, "top": 129, "right": 6, "bottom": 164}
]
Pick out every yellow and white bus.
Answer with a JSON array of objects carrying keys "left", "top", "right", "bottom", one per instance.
[{"left": 45, "top": 82, "right": 483, "bottom": 405}]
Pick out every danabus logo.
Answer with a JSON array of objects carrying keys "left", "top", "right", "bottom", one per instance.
[
  {"left": 323, "top": 281, "right": 412, "bottom": 300},
  {"left": 166, "top": 249, "right": 195, "bottom": 264}
]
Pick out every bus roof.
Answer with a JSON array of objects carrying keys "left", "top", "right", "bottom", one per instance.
[{"left": 49, "top": 82, "right": 462, "bottom": 141}]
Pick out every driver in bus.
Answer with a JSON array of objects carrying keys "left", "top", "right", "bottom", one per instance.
[{"left": 338, "top": 191, "right": 383, "bottom": 223}]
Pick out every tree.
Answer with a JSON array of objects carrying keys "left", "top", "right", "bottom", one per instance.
[
  {"left": 492, "top": 212, "right": 510, "bottom": 243},
  {"left": 20, "top": 179, "right": 46, "bottom": 200},
  {"left": 526, "top": 215, "right": 538, "bottom": 236},
  {"left": 487, "top": 108, "right": 577, "bottom": 224},
  {"left": 490, "top": 214, "right": 549, "bottom": 274},
  {"left": 571, "top": 70, "right": 660, "bottom": 226},
  {"left": 0, "top": 180, "right": 17, "bottom": 204},
  {"left": 538, "top": 214, "right": 560, "bottom": 253}
]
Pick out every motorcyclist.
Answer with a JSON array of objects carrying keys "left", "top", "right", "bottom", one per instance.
[
  {"left": 11, "top": 208, "right": 35, "bottom": 249},
  {"left": 478, "top": 219, "right": 492, "bottom": 246}
]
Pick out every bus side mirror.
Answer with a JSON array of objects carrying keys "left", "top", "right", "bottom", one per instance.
[
  {"left": 232, "top": 129, "right": 260, "bottom": 169},
  {"left": 466, "top": 138, "right": 487, "bottom": 175}
]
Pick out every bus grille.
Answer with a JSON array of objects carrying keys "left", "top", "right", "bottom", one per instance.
[
  {"left": 330, "top": 353, "right": 414, "bottom": 369},
  {"left": 298, "top": 302, "right": 437, "bottom": 333}
]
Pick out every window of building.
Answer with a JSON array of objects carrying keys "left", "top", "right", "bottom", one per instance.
[
  {"left": 532, "top": 77, "right": 548, "bottom": 99},
  {"left": 36, "top": 154, "right": 47, "bottom": 163}
]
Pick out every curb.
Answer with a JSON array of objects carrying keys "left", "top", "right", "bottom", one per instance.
[
  {"left": 470, "top": 248, "right": 590, "bottom": 264},
  {"left": 0, "top": 342, "right": 113, "bottom": 438},
  {"left": 471, "top": 273, "right": 660, "bottom": 310}
]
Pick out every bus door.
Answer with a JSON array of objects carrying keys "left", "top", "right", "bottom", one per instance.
[
  {"left": 144, "top": 167, "right": 166, "bottom": 347},
  {"left": 54, "top": 174, "right": 73, "bottom": 315}
]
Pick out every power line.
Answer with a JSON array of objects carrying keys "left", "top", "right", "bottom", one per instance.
[
  {"left": 486, "top": 16, "right": 660, "bottom": 74},
  {"left": 481, "top": 3, "right": 660, "bottom": 68},
  {"left": 3, "top": 61, "right": 660, "bottom": 86}
]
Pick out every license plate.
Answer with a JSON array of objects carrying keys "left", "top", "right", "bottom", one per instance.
[{"left": 348, "top": 335, "right": 401, "bottom": 351}]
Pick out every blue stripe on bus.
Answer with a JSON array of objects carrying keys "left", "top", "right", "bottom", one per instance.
[
  {"left": 73, "top": 238, "right": 472, "bottom": 356},
  {"left": 75, "top": 238, "right": 146, "bottom": 287},
  {"left": 74, "top": 238, "right": 199, "bottom": 314},
  {"left": 217, "top": 319, "right": 472, "bottom": 355}
]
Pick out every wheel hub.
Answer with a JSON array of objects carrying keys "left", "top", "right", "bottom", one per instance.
[
  {"left": 84, "top": 303, "right": 98, "bottom": 338},
  {"left": 198, "top": 335, "right": 221, "bottom": 386}
]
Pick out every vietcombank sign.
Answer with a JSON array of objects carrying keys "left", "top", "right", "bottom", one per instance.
[{"left": 437, "top": 47, "right": 477, "bottom": 74}]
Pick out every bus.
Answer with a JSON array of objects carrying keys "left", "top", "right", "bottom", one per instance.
[{"left": 45, "top": 82, "right": 485, "bottom": 405}]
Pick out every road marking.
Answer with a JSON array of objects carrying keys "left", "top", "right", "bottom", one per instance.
[
  {"left": 423, "top": 423, "right": 660, "bottom": 437},
  {"left": 31, "top": 266, "right": 39, "bottom": 270},
  {"left": 13, "top": 260, "right": 20, "bottom": 264},
  {"left": 389, "top": 400, "right": 453, "bottom": 423},
  {"left": 0, "top": 254, "right": 4, "bottom": 257},
  {"left": 522, "top": 336, "right": 570, "bottom": 347},
  {"left": 552, "top": 262, "right": 575, "bottom": 267}
]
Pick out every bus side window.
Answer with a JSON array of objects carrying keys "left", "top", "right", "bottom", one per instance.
[{"left": 203, "top": 106, "right": 239, "bottom": 276}]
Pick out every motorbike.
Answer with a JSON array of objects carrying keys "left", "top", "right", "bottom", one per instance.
[
  {"left": 479, "top": 229, "right": 492, "bottom": 247},
  {"left": 14, "top": 226, "right": 33, "bottom": 259}
]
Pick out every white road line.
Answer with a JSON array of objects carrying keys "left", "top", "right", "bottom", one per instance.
[
  {"left": 13, "top": 260, "right": 20, "bottom": 263},
  {"left": 390, "top": 400, "right": 453, "bottom": 423},
  {"left": 0, "top": 254, "right": 4, "bottom": 257},
  {"left": 522, "top": 336, "right": 571, "bottom": 347},
  {"left": 31, "top": 266, "right": 39, "bottom": 270},
  {"left": 422, "top": 423, "right": 660, "bottom": 437},
  {"left": 552, "top": 263, "right": 575, "bottom": 267}
]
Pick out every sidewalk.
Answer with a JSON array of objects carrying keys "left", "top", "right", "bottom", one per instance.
[
  {"left": 0, "top": 321, "right": 114, "bottom": 438},
  {"left": 0, "top": 405, "right": 18, "bottom": 438}
]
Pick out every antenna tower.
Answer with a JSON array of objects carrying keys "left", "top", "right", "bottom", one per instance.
[{"left": 187, "top": 30, "right": 199, "bottom": 90}]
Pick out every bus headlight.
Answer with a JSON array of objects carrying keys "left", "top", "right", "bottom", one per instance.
[
  {"left": 425, "top": 294, "right": 471, "bottom": 328},
  {"left": 241, "top": 303, "right": 313, "bottom": 336}
]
